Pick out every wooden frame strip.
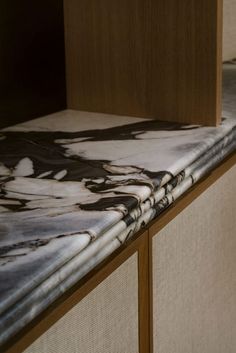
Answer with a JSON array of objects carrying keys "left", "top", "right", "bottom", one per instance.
[{"left": 138, "top": 231, "right": 151, "bottom": 353}]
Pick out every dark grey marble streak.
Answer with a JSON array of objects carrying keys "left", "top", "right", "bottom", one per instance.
[{"left": 0, "top": 64, "right": 236, "bottom": 345}]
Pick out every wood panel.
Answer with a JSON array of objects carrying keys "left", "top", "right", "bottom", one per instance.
[
  {"left": 0, "top": 0, "right": 66, "bottom": 129},
  {"left": 64, "top": 0, "right": 223, "bottom": 126},
  {"left": 138, "top": 232, "right": 151, "bottom": 353}
]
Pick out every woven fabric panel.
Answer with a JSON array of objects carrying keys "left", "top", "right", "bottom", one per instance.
[
  {"left": 153, "top": 165, "right": 236, "bottom": 353},
  {"left": 223, "top": 0, "right": 236, "bottom": 61},
  {"left": 25, "top": 253, "right": 139, "bottom": 353}
]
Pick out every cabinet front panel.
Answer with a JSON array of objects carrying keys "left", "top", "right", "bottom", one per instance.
[
  {"left": 152, "top": 165, "right": 236, "bottom": 353},
  {"left": 24, "top": 253, "right": 139, "bottom": 353}
]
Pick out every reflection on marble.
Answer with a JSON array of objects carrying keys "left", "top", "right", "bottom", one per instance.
[{"left": 0, "top": 64, "right": 236, "bottom": 345}]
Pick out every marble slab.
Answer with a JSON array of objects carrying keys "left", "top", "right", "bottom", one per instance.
[
  {"left": 0, "top": 63, "right": 236, "bottom": 345},
  {"left": 1, "top": 131, "right": 235, "bottom": 345}
]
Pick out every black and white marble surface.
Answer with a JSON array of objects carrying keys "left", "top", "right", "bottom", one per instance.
[{"left": 0, "top": 64, "right": 236, "bottom": 345}]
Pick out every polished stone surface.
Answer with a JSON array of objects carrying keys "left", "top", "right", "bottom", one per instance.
[{"left": 0, "top": 63, "right": 235, "bottom": 345}]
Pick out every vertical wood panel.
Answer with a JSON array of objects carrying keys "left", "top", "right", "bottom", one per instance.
[
  {"left": 24, "top": 254, "right": 139, "bottom": 353},
  {"left": 64, "top": 0, "right": 222, "bottom": 126},
  {"left": 138, "top": 232, "right": 151, "bottom": 353}
]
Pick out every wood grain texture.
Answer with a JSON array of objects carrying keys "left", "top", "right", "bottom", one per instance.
[
  {"left": 138, "top": 232, "right": 151, "bottom": 353},
  {"left": 64, "top": 0, "right": 223, "bottom": 126}
]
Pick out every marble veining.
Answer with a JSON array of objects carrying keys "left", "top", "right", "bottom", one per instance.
[{"left": 0, "top": 64, "right": 236, "bottom": 345}]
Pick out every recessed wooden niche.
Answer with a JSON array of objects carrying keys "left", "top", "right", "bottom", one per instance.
[{"left": 64, "top": 0, "right": 223, "bottom": 126}]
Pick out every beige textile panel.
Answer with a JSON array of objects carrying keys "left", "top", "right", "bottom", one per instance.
[
  {"left": 223, "top": 0, "right": 236, "bottom": 61},
  {"left": 24, "top": 253, "right": 139, "bottom": 353},
  {"left": 152, "top": 164, "right": 236, "bottom": 353}
]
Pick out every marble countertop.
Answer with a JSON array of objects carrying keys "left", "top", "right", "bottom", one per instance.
[{"left": 0, "top": 63, "right": 236, "bottom": 345}]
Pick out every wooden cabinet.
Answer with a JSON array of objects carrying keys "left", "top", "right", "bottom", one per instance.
[{"left": 1, "top": 1, "right": 235, "bottom": 352}]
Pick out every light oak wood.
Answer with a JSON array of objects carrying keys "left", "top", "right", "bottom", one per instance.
[
  {"left": 138, "top": 232, "right": 151, "bottom": 353},
  {"left": 64, "top": 0, "right": 223, "bottom": 126}
]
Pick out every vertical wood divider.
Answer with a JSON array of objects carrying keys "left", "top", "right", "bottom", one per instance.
[
  {"left": 148, "top": 231, "right": 154, "bottom": 353},
  {"left": 1, "top": 229, "right": 150, "bottom": 353},
  {"left": 138, "top": 232, "right": 151, "bottom": 353},
  {"left": 64, "top": 0, "right": 223, "bottom": 126}
]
